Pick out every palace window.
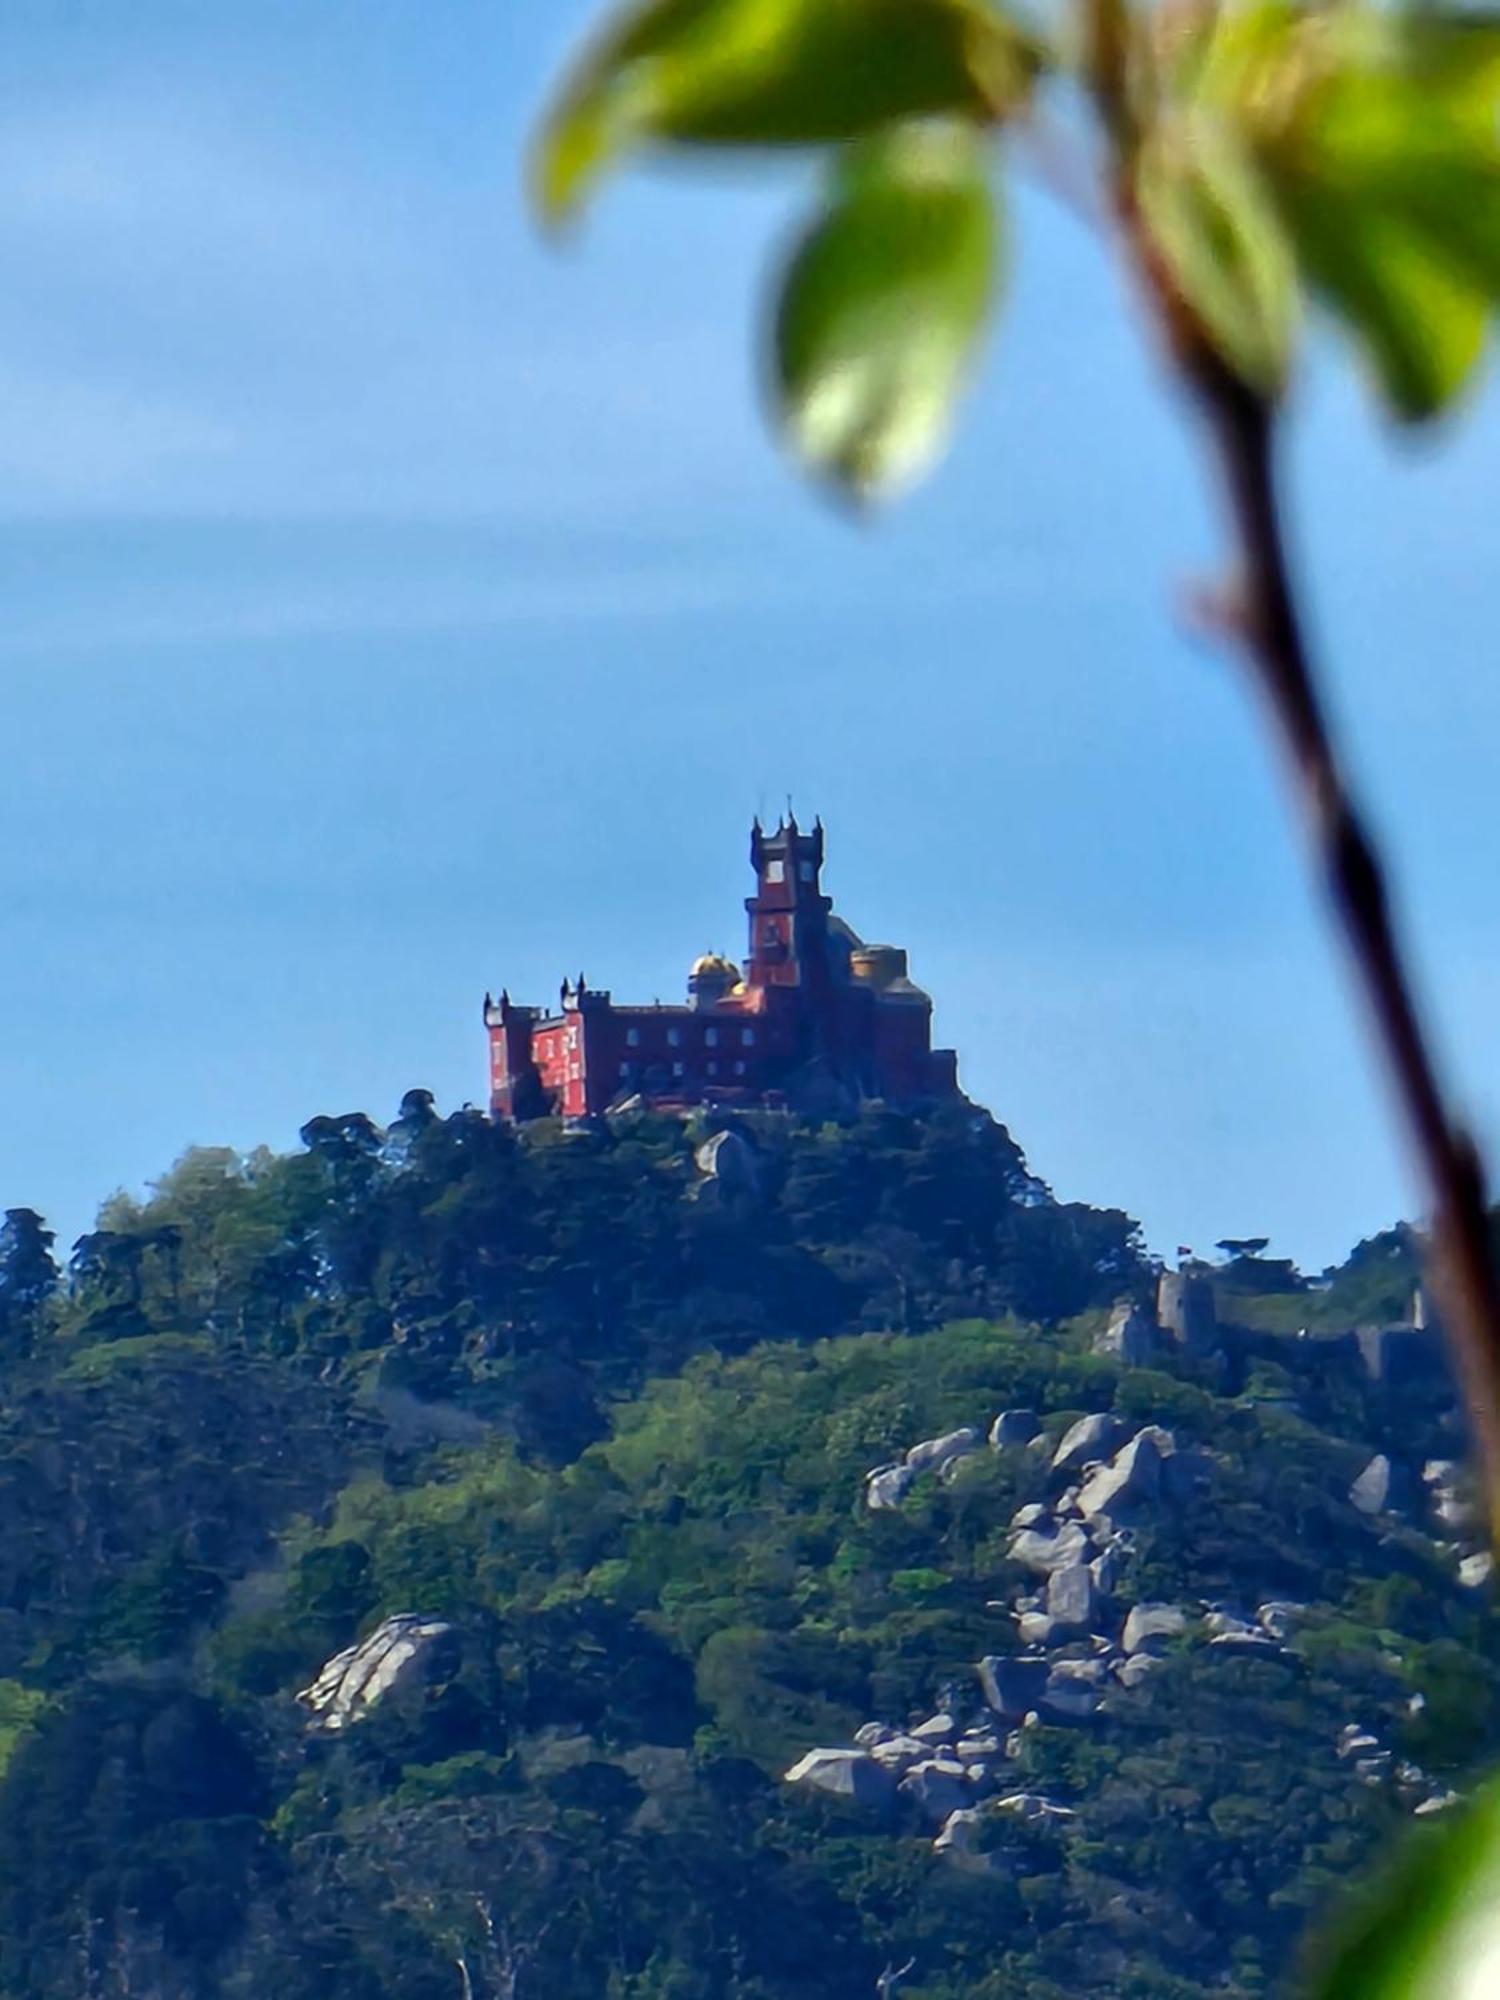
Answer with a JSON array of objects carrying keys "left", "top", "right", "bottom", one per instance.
[
  {"left": 707, "top": 1061, "right": 718, "bottom": 1077},
  {"left": 765, "top": 860, "right": 785, "bottom": 884},
  {"left": 741, "top": 1027, "right": 755, "bottom": 1046},
  {"left": 667, "top": 1026, "right": 681, "bottom": 1047},
  {"left": 626, "top": 1027, "right": 640, "bottom": 1047},
  {"left": 619, "top": 1062, "right": 630, "bottom": 1078},
  {"left": 705, "top": 1027, "right": 719, "bottom": 1047},
  {"left": 800, "top": 860, "right": 814, "bottom": 881},
  {"left": 672, "top": 1060, "right": 684, "bottom": 1077},
  {"left": 734, "top": 1060, "right": 746, "bottom": 1076}
]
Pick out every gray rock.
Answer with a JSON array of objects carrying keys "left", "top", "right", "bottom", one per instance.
[
  {"left": 1116, "top": 1653, "right": 1163, "bottom": 1690},
  {"left": 977, "top": 1655, "right": 1048, "bottom": 1718},
  {"left": 1435, "top": 1489, "right": 1478, "bottom": 1531},
  {"left": 866, "top": 1463, "right": 914, "bottom": 1511},
  {"left": 933, "top": 1805, "right": 1010, "bottom": 1875},
  {"left": 1423, "top": 1459, "right": 1460, "bottom": 1488},
  {"left": 1210, "top": 1630, "right": 1279, "bottom": 1652},
  {"left": 899, "top": 1757, "right": 970, "bottom": 1822},
  {"left": 1051, "top": 1413, "right": 1123, "bottom": 1476},
  {"left": 990, "top": 1409, "right": 1040, "bottom": 1450},
  {"left": 1009, "top": 1520, "right": 1091, "bottom": 1575},
  {"left": 784, "top": 1748, "right": 894, "bottom": 1809},
  {"left": 1122, "top": 1603, "right": 1187, "bottom": 1656},
  {"left": 1203, "top": 1609, "right": 1256, "bottom": 1640},
  {"left": 1350, "top": 1453, "right": 1394, "bottom": 1516},
  {"left": 1046, "top": 1563, "right": 1097, "bottom": 1635},
  {"left": 1041, "top": 1660, "right": 1105, "bottom": 1719},
  {"left": 1459, "top": 1551, "right": 1494, "bottom": 1589},
  {"left": 1097, "top": 1299, "right": 1160, "bottom": 1366},
  {"left": 853, "top": 1721, "right": 892, "bottom": 1748},
  {"left": 1256, "top": 1602, "right": 1303, "bottom": 1641},
  {"left": 1011, "top": 1503, "right": 1049, "bottom": 1530},
  {"left": 1415, "top": 1790, "right": 1461, "bottom": 1817},
  {"left": 1017, "top": 1611, "right": 1059, "bottom": 1648},
  {"left": 1338, "top": 1728, "right": 1380, "bottom": 1758},
  {"left": 298, "top": 1614, "right": 461, "bottom": 1732},
  {"left": 955, "top": 1734, "right": 1002, "bottom": 1761},
  {"left": 910, "top": 1712, "right": 957, "bottom": 1745},
  {"left": 992, "top": 1791, "right": 1078, "bottom": 1823},
  {"left": 868, "top": 1734, "right": 928, "bottom": 1771},
  {"left": 1078, "top": 1432, "right": 1163, "bottom": 1521},
  {"left": 694, "top": 1128, "right": 760, "bottom": 1195},
  {"left": 940, "top": 1449, "right": 986, "bottom": 1486},
  {"left": 1090, "top": 1546, "right": 1123, "bottom": 1597},
  {"left": 906, "top": 1429, "right": 980, "bottom": 1477}
]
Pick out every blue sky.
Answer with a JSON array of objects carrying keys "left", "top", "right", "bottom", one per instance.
[{"left": 3, "top": 0, "right": 1500, "bottom": 1270}]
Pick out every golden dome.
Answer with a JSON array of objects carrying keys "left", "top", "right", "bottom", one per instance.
[{"left": 690, "top": 953, "right": 740, "bottom": 983}]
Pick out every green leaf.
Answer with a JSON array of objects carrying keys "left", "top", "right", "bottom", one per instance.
[
  {"left": 1136, "top": 118, "right": 1297, "bottom": 396},
  {"left": 532, "top": 0, "right": 1038, "bottom": 225},
  {"left": 1280, "top": 179, "right": 1488, "bottom": 419},
  {"left": 1306, "top": 1777, "right": 1500, "bottom": 1999},
  {"left": 770, "top": 121, "right": 999, "bottom": 499},
  {"left": 1185, "top": 4, "right": 1500, "bottom": 419}
]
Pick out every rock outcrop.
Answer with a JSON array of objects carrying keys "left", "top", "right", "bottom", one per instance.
[
  {"left": 1052, "top": 1413, "right": 1123, "bottom": 1476},
  {"left": 1122, "top": 1602, "right": 1187, "bottom": 1655},
  {"left": 978, "top": 1655, "right": 1048, "bottom": 1718},
  {"left": 1009, "top": 1519, "right": 1091, "bottom": 1574},
  {"left": 990, "top": 1409, "right": 1039, "bottom": 1449},
  {"left": 1096, "top": 1299, "right": 1160, "bottom": 1366},
  {"left": 1349, "top": 1453, "right": 1394, "bottom": 1516},
  {"left": 784, "top": 1748, "right": 895, "bottom": 1809},
  {"left": 298, "top": 1614, "right": 460, "bottom": 1732},
  {"left": 693, "top": 1128, "right": 760, "bottom": 1197},
  {"left": 905, "top": 1429, "right": 980, "bottom": 1478},
  {"left": 1047, "top": 1563, "right": 1097, "bottom": 1634},
  {"left": 865, "top": 1463, "right": 914, "bottom": 1511},
  {"left": 1077, "top": 1430, "right": 1169, "bottom": 1522}
]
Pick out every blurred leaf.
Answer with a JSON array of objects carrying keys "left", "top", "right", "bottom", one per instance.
[
  {"left": 1179, "top": 2, "right": 1500, "bottom": 418},
  {"left": 1268, "top": 83, "right": 1498, "bottom": 416},
  {"left": 770, "top": 121, "right": 999, "bottom": 498},
  {"left": 533, "top": 0, "right": 1039, "bottom": 225},
  {"left": 1306, "top": 1777, "right": 1500, "bottom": 1998},
  {"left": 1331, "top": 8, "right": 1500, "bottom": 132},
  {"left": 1137, "top": 117, "right": 1297, "bottom": 395}
]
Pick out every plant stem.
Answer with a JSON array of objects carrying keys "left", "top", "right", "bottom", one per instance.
[
  {"left": 1189, "top": 354, "right": 1500, "bottom": 1541},
  {"left": 1082, "top": 0, "right": 1500, "bottom": 1526}
]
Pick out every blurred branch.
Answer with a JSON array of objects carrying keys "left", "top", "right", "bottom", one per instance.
[{"left": 1084, "top": 9, "right": 1500, "bottom": 1534}]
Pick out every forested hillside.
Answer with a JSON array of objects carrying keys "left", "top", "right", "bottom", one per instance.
[{"left": 0, "top": 1098, "right": 1491, "bottom": 1998}]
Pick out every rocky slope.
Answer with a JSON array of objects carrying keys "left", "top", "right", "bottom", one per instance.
[{"left": 0, "top": 1106, "right": 1495, "bottom": 1998}]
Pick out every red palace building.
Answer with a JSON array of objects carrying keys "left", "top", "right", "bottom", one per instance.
[{"left": 484, "top": 816, "right": 959, "bottom": 1121}]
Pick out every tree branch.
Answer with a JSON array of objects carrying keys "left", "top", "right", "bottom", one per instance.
[
  {"left": 1081, "top": 0, "right": 1500, "bottom": 1534},
  {"left": 1179, "top": 338, "right": 1500, "bottom": 1540}
]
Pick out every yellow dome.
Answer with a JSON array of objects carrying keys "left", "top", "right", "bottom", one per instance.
[{"left": 690, "top": 953, "right": 739, "bottom": 982}]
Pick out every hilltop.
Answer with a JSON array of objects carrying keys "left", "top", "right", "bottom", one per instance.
[{"left": 0, "top": 1097, "right": 1493, "bottom": 1999}]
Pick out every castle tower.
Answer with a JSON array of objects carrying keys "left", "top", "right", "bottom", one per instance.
[{"left": 745, "top": 813, "right": 833, "bottom": 990}]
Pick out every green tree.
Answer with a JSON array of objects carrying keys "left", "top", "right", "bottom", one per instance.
[{"left": 0, "top": 1208, "right": 58, "bottom": 1359}]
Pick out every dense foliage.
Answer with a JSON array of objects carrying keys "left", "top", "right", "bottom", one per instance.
[{"left": 0, "top": 1098, "right": 1495, "bottom": 1997}]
